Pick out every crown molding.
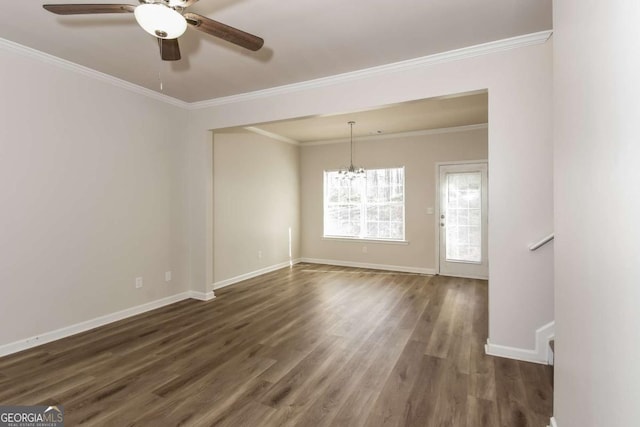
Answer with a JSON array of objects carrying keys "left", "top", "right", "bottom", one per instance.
[
  {"left": 302, "top": 123, "right": 488, "bottom": 146},
  {"left": 1, "top": 30, "right": 551, "bottom": 111},
  {"left": 188, "top": 30, "right": 552, "bottom": 110},
  {"left": 0, "top": 37, "right": 189, "bottom": 109}
]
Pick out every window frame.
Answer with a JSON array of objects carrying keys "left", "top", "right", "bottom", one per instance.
[{"left": 323, "top": 166, "right": 407, "bottom": 243}]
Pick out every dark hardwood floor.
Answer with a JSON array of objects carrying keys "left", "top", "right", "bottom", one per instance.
[{"left": 0, "top": 264, "right": 553, "bottom": 426}]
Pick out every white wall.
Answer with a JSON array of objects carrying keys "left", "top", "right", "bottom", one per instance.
[
  {"left": 213, "top": 131, "right": 300, "bottom": 285},
  {"left": 0, "top": 33, "right": 554, "bottom": 359},
  {"left": 553, "top": 1, "right": 640, "bottom": 425},
  {"left": 186, "top": 39, "right": 554, "bottom": 352},
  {"left": 0, "top": 44, "right": 189, "bottom": 347},
  {"left": 300, "top": 128, "right": 488, "bottom": 272}
]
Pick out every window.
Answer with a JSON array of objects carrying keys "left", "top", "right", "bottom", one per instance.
[
  {"left": 324, "top": 167, "right": 405, "bottom": 241},
  {"left": 444, "top": 171, "right": 482, "bottom": 263}
]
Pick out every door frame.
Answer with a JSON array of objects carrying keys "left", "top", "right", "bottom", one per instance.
[{"left": 434, "top": 160, "right": 489, "bottom": 279}]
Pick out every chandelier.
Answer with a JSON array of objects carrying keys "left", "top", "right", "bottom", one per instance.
[{"left": 338, "top": 121, "right": 365, "bottom": 179}]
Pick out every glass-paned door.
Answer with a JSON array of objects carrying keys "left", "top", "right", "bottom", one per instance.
[{"left": 438, "top": 163, "right": 488, "bottom": 279}]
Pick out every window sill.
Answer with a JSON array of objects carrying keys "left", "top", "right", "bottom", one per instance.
[{"left": 322, "top": 237, "right": 409, "bottom": 245}]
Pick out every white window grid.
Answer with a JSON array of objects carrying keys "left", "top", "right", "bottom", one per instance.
[{"left": 324, "top": 167, "right": 405, "bottom": 241}]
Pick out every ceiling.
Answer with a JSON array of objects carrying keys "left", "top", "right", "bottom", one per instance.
[
  {"left": 0, "top": 0, "right": 551, "bottom": 103},
  {"left": 222, "top": 91, "right": 488, "bottom": 143}
]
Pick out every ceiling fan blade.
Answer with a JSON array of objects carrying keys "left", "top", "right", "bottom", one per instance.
[
  {"left": 158, "top": 38, "right": 181, "bottom": 61},
  {"left": 43, "top": 4, "right": 136, "bottom": 15},
  {"left": 184, "top": 13, "right": 264, "bottom": 51}
]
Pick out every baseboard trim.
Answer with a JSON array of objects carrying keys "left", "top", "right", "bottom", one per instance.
[
  {"left": 549, "top": 416, "right": 558, "bottom": 427},
  {"left": 212, "top": 259, "right": 302, "bottom": 290},
  {"left": 188, "top": 290, "right": 216, "bottom": 301},
  {"left": 485, "top": 321, "right": 555, "bottom": 364},
  {"left": 485, "top": 340, "right": 545, "bottom": 364},
  {"left": 439, "top": 272, "right": 488, "bottom": 280},
  {"left": 0, "top": 291, "right": 196, "bottom": 357},
  {"left": 300, "top": 258, "right": 435, "bottom": 275}
]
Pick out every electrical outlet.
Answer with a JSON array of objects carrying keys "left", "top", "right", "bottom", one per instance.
[
  {"left": 258, "top": 250, "right": 262, "bottom": 259},
  {"left": 135, "top": 277, "right": 143, "bottom": 289},
  {"left": 165, "top": 271, "right": 172, "bottom": 282}
]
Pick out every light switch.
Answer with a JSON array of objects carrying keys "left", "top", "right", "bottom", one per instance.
[{"left": 426, "top": 207, "right": 435, "bottom": 215}]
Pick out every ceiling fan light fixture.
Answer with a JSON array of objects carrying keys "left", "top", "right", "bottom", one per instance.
[{"left": 134, "top": 3, "right": 187, "bottom": 39}]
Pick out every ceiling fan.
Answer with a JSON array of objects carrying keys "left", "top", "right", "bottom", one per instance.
[{"left": 43, "top": 0, "right": 264, "bottom": 61}]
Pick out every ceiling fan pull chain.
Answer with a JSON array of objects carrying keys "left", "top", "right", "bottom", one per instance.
[{"left": 158, "top": 40, "right": 164, "bottom": 91}]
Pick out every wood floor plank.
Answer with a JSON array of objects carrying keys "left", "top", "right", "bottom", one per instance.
[
  {"left": 424, "top": 286, "right": 460, "bottom": 359},
  {"left": 399, "top": 354, "right": 445, "bottom": 427},
  {"left": 364, "top": 339, "right": 430, "bottom": 427},
  {"left": 297, "top": 282, "right": 425, "bottom": 426},
  {"left": 494, "top": 356, "right": 543, "bottom": 427},
  {"left": 192, "top": 378, "right": 275, "bottom": 426},
  {"left": 328, "top": 324, "right": 415, "bottom": 426},
  {"left": 259, "top": 334, "right": 345, "bottom": 409},
  {"left": 518, "top": 359, "right": 554, "bottom": 418},
  {"left": 429, "top": 359, "right": 469, "bottom": 426},
  {"left": 407, "top": 279, "right": 446, "bottom": 344},
  {"left": 210, "top": 400, "right": 277, "bottom": 427},
  {"left": 468, "top": 338, "right": 497, "bottom": 401},
  {"left": 445, "top": 279, "right": 475, "bottom": 375},
  {"left": 0, "top": 263, "right": 553, "bottom": 426},
  {"left": 466, "top": 395, "right": 500, "bottom": 427}
]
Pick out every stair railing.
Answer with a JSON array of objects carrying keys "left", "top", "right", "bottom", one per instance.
[{"left": 529, "top": 233, "right": 554, "bottom": 251}]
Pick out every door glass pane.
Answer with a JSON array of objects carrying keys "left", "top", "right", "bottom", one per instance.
[{"left": 445, "top": 172, "right": 482, "bottom": 263}]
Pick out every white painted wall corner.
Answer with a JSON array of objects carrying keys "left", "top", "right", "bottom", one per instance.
[{"left": 485, "top": 321, "right": 555, "bottom": 364}]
